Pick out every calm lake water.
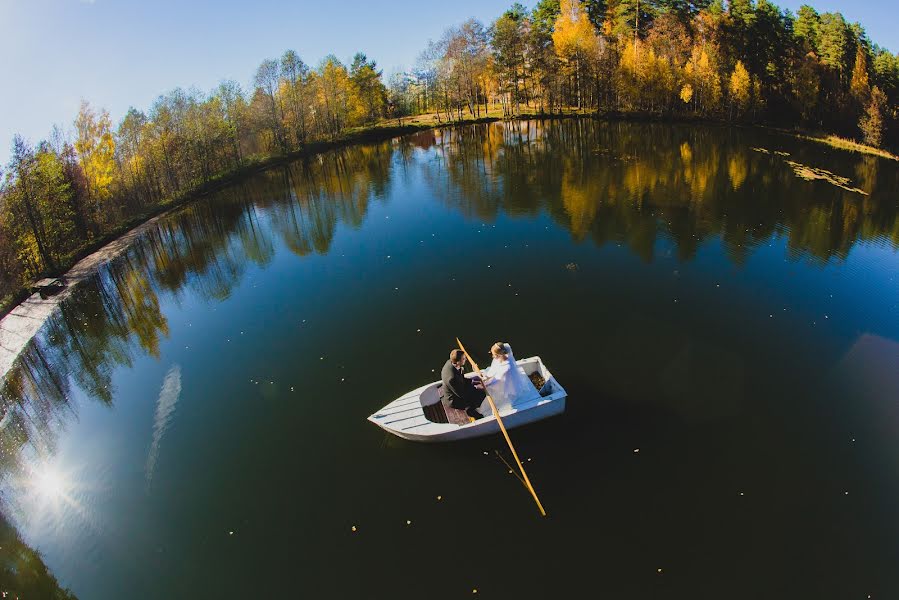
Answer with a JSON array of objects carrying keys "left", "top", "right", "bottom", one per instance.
[{"left": 1, "top": 120, "right": 898, "bottom": 599}]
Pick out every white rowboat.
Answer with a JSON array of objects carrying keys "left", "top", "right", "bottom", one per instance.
[{"left": 368, "top": 356, "right": 566, "bottom": 442}]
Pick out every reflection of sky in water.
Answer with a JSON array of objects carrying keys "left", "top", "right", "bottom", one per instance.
[
  {"left": 0, "top": 121, "right": 897, "bottom": 598},
  {"left": 146, "top": 364, "right": 182, "bottom": 486}
]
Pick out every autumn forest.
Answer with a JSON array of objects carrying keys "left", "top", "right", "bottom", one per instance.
[{"left": 2, "top": 0, "right": 898, "bottom": 310}]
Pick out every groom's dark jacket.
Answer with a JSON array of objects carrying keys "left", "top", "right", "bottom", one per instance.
[{"left": 440, "top": 360, "right": 481, "bottom": 410}]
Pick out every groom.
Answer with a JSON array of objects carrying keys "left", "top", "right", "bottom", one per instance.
[{"left": 440, "top": 349, "right": 486, "bottom": 419}]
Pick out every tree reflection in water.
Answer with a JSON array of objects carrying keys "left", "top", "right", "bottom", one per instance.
[
  {"left": 0, "top": 120, "right": 896, "bottom": 593},
  {"left": 425, "top": 120, "right": 898, "bottom": 264}
]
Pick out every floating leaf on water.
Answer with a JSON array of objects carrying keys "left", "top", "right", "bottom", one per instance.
[{"left": 633, "top": 448, "right": 640, "bottom": 453}]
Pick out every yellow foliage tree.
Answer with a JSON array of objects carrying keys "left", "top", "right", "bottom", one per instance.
[
  {"left": 728, "top": 60, "right": 751, "bottom": 118},
  {"left": 618, "top": 42, "right": 677, "bottom": 112},
  {"left": 315, "top": 57, "right": 352, "bottom": 136},
  {"left": 75, "top": 101, "right": 116, "bottom": 208},
  {"left": 617, "top": 41, "right": 642, "bottom": 108},
  {"left": 683, "top": 46, "right": 721, "bottom": 114},
  {"left": 553, "top": 0, "right": 599, "bottom": 109}
]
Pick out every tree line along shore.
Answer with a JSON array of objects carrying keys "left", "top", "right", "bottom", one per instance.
[{"left": 2, "top": 0, "right": 898, "bottom": 315}]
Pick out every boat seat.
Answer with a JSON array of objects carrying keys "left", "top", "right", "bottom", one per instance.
[{"left": 422, "top": 385, "right": 472, "bottom": 426}]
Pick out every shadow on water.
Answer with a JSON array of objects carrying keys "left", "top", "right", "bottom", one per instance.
[{"left": 0, "top": 120, "right": 896, "bottom": 597}]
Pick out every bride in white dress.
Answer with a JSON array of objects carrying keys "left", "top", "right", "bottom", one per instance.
[{"left": 478, "top": 342, "right": 538, "bottom": 416}]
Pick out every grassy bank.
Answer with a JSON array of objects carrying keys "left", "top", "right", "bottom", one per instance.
[
  {"left": 2, "top": 109, "right": 893, "bottom": 317},
  {"left": 794, "top": 133, "right": 898, "bottom": 160}
]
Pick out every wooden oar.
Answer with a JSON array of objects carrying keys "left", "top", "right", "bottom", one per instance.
[{"left": 456, "top": 337, "right": 547, "bottom": 517}]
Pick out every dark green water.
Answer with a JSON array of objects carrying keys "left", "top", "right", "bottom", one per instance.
[{"left": 1, "top": 120, "right": 898, "bottom": 599}]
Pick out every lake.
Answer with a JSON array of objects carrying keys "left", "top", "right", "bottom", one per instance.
[{"left": 1, "top": 120, "right": 898, "bottom": 599}]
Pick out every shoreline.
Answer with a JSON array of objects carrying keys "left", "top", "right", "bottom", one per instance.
[
  {"left": 0, "top": 111, "right": 893, "bottom": 383},
  {"left": 0, "top": 212, "right": 172, "bottom": 382}
]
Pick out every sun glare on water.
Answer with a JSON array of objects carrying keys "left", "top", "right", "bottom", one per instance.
[
  {"left": 14, "top": 461, "right": 93, "bottom": 527},
  {"left": 33, "top": 466, "right": 67, "bottom": 500},
  {"left": 22, "top": 462, "right": 83, "bottom": 517}
]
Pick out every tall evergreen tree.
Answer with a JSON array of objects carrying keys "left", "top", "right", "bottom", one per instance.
[
  {"left": 816, "top": 12, "right": 848, "bottom": 73},
  {"left": 794, "top": 5, "right": 820, "bottom": 52}
]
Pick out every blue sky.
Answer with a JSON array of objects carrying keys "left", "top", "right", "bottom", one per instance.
[{"left": 0, "top": 0, "right": 895, "bottom": 165}]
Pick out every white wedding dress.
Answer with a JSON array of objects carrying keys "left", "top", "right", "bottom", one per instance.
[{"left": 478, "top": 343, "right": 538, "bottom": 416}]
